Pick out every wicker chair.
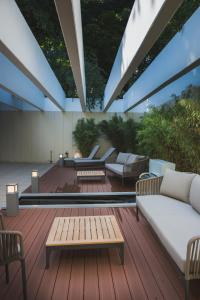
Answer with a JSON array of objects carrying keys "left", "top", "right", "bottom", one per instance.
[
  {"left": 106, "top": 156, "right": 149, "bottom": 184},
  {"left": 0, "top": 213, "right": 27, "bottom": 300},
  {"left": 136, "top": 176, "right": 200, "bottom": 300}
]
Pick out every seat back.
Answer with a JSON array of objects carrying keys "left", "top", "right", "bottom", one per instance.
[
  {"left": 0, "top": 231, "right": 24, "bottom": 264},
  {"left": 116, "top": 152, "right": 130, "bottom": 164},
  {"left": 88, "top": 145, "right": 100, "bottom": 159},
  {"left": 101, "top": 148, "right": 116, "bottom": 161},
  {"left": 0, "top": 213, "right": 5, "bottom": 230}
]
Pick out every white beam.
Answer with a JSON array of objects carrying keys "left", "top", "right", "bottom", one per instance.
[
  {"left": 103, "top": 0, "right": 183, "bottom": 111},
  {"left": 124, "top": 7, "right": 200, "bottom": 112},
  {"left": 0, "top": 0, "right": 65, "bottom": 111},
  {"left": 0, "top": 88, "right": 22, "bottom": 111},
  {"left": 54, "top": 0, "right": 86, "bottom": 111},
  {"left": 0, "top": 53, "right": 45, "bottom": 111},
  {"left": 0, "top": 88, "right": 38, "bottom": 111}
]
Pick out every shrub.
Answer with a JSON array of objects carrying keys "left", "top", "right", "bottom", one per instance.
[
  {"left": 73, "top": 118, "right": 100, "bottom": 157},
  {"left": 137, "top": 99, "right": 200, "bottom": 173},
  {"left": 99, "top": 114, "right": 138, "bottom": 152}
]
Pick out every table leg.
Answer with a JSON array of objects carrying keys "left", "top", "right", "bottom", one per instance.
[
  {"left": 119, "top": 244, "right": 124, "bottom": 265},
  {"left": 46, "top": 247, "right": 51, "bottom": 269}
]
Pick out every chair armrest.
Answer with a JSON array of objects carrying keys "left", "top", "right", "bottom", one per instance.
[
  {"left": 123, "top": 158, "right": 149, "bottom": 177},
  {"left": 185, "top": 236, "right": 200, "bottom": 280},
  {"left": 136, "top": 176, "right": 163, "bottom": 195}
]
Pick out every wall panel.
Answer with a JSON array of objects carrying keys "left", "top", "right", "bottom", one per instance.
[{"left": 0, "top": 112, "right": 136, "bottom": 163}]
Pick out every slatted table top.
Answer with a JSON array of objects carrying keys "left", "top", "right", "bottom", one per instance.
[
  {"left": 77, "top": 170, "right": 105, "bottom": 177},
  {"left": 46, "top": 215, "right": 124, "bottom": 247}
]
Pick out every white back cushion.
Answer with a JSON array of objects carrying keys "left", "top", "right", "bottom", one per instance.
[
  {"left": 126, "top": 154, "right": 138, "bottom": 165},
  {"left": 160, "top": 169, "right": 195, "bottom": 203},
  {"left": 116, "top": 152, "right": 130, "bottom": 164},
  {"left": 190, "top": 175, "right": 200, "bottom": 213}
]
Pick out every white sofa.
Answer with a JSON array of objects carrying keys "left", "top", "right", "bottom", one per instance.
[
  {"left": 136, "top": 169, "right": 200, "bottom": 300},
  {"left": 106, "top": 152, "right": 148, "bottom": 184}
]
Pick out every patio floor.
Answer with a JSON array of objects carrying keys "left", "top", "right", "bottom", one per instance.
[
  {"left": 0, "top": 163, "right": 53, "bottom": 208},
  {"left": 24, "top": 165, "right": 135, "bottom": 193},
  {"left": 0, "top": 207, "right": 199, "bottom": 300}
]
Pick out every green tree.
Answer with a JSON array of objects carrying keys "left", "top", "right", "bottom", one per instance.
[
  {"left": 85, "top": 55, "right": 106, "bottom": 110},
  {"left": 73, "top": 118, "right": 100, "bottom": 156},
  {"left": 99, "top": 114, "right": 138, "bottom": 152},
  {"left": 16, "top": 0, "right": 199, "bottom": 104},
  {"left": 137, "top": 96, "right": 200, "bottom": 173}
]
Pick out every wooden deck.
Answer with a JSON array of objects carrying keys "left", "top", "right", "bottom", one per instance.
[
  {"left": 24, "top": 165, "right": 135, "bottom": 193},
  {"left": 0, "top": 207, "right": 199, "bottom": 300}
]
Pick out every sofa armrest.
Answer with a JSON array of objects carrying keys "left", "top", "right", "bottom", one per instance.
[
  {"left": 136, "top": 176, "right": 163, "bottom": 195},
  {"left": 123, "top": 158, "right": 149, "bottom": 178},
  {"left": 185, "top": 236, "right": 200, "bottom": 280}
]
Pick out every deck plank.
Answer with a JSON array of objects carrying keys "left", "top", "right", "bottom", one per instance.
[
  {"left": 35, "top": 209, "right": 66, "bottom": 300},
  {"left": 121, "top": 208, "right": 181, "bottom": 300},
  {"left": 23, "top": 166, "right": 135, "bottom": 194},
  {"left": 1, "top": 209, "right": 42, "bottom": 293},
  {"left": 3, "top": 209, "right": 53, "bottom": 300},
  {"left": 0, "top": 207, "right": 199, "bottom": 300}
]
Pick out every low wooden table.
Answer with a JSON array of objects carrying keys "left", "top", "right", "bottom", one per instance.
[
  {"left": 76, "top": 170, "right": 106, "bottom": 182},
  {"left": 45, "top": 215, "right": 124, "bottom": 268}
]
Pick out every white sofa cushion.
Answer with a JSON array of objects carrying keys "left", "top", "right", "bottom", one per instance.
[
  {"left": 137, "top": 195, "right": 200, "bottom": 273},
  {"left": 160, "top": 169, "right": 195, "bottom": 203},
  {"left": 116, "top": 153, "right": 130, "bottom": 164},
  {"left": 190, "top": 175, "right": 200, "bottom": 213},
  {"left": 106, "top": 163, "right": 123, "bottom": 175}
]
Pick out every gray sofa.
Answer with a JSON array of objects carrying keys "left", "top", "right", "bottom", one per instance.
[
  {"left": 136, "top": 169, "right": 200, "bottom": 300},
  {"left": 106, "top": 152, "right": 148, "bottom": 184}
]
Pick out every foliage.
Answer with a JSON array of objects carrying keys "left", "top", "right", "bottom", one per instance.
[
  {"left": 16, "top": 0, "right": 199, "bottom": 104},
  {"left": 73, "top": 118, "right": 100, "bottom": 157},
  {"left": 16, "top": 0, "right": 133, "bottom": 108},
  {"left": 137, "top": 96, "right": 200, "bottom": 173},
  {"left": 85, "top": 55, "right": 106, "bottom": 111},
  {"left": 99, "top": 114, "right": 138, "bottom": 153},
  {"left": 124, "top": 0, "right": 200, "bottom": 95}
]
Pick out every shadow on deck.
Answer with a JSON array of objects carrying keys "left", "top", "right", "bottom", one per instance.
[{"left": 0, "top": 207, "right": 199, "bottom": 300}]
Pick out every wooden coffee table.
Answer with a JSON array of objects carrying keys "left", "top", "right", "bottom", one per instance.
[
  {"left": 76, "top": 170, "right": 106, "bottom": 182},
  {"left": 45, "top": 215, "right": 124, "bottom": 268}
]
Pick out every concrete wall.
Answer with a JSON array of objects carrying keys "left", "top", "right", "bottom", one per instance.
[{"left": 0, "top": 111, "right": 138, "bottom": 163}]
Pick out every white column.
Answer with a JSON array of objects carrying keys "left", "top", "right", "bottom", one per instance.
[
  {"left": 0, "top": 88, "right": 23, "bottom": 111},
  {"left": 124, "top": 7, "right": 200, "bottom": 111},
  {"left": 0, "top": 53, "right": 45, "bottom": 111},
  {"left": 54, "top": 0, "right": 86, "bottom": 111},
  {"left": 103, "top": 0, "right": 183, "bottom": 111},
  {"left": 0, "top": 0, "right": 66, "bottom": 111}
]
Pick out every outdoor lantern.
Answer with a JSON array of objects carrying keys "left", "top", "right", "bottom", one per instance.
[
  {"left": 31, "top": 170, "right": 39, "bottom": 193},
  {"left": 6, "top": 183, "right": 19, "bottom": 216},
  {"left": 6, "top": 183, "right": 18, "bottom": 194},
  {"left": 32, "top": 170, "right": 39, "bottom": 178},
  {"left": 58, "top": 153, "right": 64, "bottom": 167},
  {"left": 74, "top": 151, "right": 81, "bottom": 159}
]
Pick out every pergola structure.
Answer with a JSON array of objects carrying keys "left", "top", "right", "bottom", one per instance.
[{"left": 0, "top": 0, "right": 199, "bottom": 113}]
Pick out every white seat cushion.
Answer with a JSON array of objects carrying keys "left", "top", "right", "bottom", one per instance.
[
  {"left": 106, "top": 163, "right": 123, "bottom": 175},
  {"left": 190, "top": 175, "right": 200, "bottom": 214},
  {"left": 160, "top": 169, "right": 196, "bottom": 203},
  {"left": 137, "top": 195, "right": 200, "bottom": 273}
]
